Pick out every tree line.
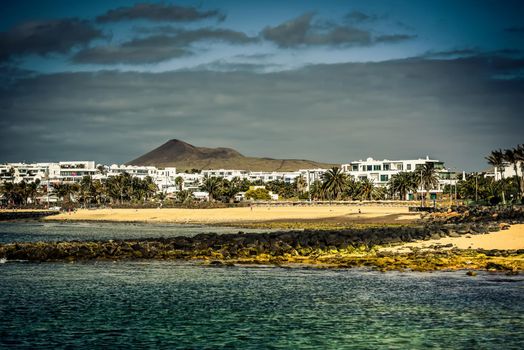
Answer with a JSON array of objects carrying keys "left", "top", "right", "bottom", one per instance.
[
  {"left": 0, "top": 173, "right": 158, "bottom": 207},
  {"left": 1, "top": 145, "right": 522, "bottom": 207}
]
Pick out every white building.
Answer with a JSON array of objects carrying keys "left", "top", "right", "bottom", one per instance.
[
  {"left": 0, "top": 161, "right": 99, "bottom": 184},
  {"left": 341, "top": 156, "right": 456, "bottom": 193},
  {"left": 298, "top": 168, "right": 328, "bottom": 191},
  {"left": 174, "top": 173, "right": 204, "bottom": 193},
  {"left": 493, "top": 162, "right": 523, "bottom": 181},
  {"left": 201, "top": 169, "right": 247, "bottom": 181},
  {"left": 50, "top": 161, "right": 98, "bottom": 183},
  {"left": 0, "top": 162, "right": 52, "bottom": 183},
  {"left": 246, "top": 171, "right": 300, "bottom": 183}
]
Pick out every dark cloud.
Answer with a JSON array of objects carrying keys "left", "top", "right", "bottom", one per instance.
[
  {"left": 505, "top": 26, "right": 524, "bottom": 33},
  {"left": 73, "top": 36, "right": 190, "bottom": 64},
  {"left": 261, "top": 13, "right": 413, "bottom": 48},
  {"left": 424, "top": 48, "right": 523, "bottom": 60},
  {"left": 0, "top": 64, "right": 36, "bottom": 87},
  {"left": 96, "top": 3, "right": 225, "bottom": 23},
  {"left": 375, "top": 34, "right": 417, "bottom": 43},
  {"left": 0, "top": 18, "right": 104, "bottom": 62},
  {"left": 150, "top": 27, "right": 256, "bottom": 44},
  {"left": 424, "top": 48, "right": 480, "bottom": 58},
  {"left": 344, "top": 11, "right": 379, "bottom": 22},
  {"left": 74, "top": 28, "right": 257, "bottom": 64},
  {"left": 262, "top": 13, "right": 371, "bottom": 47},
  {"left": 1, "top": 56, "right": 523, "bottom": 170}
]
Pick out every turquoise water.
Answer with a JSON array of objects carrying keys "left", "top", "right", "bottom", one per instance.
[
  {"left": 1, "top": 261, "right": 523, "bottom": 349},
  {"left": 0, "top": 221, "right": 270, "bottom": 243},
  {"left": 1, "top": 222, "right": 523, "bottom": 349}
]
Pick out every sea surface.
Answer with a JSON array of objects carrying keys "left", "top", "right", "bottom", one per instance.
[
  {"left": 0, "top": 221, "right": 271, "bottom": 244},
  {"left": 0, "top": 222, "right": 523, "bottom": 349}
]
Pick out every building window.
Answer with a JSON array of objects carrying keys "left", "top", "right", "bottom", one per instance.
[
  {"left": 352, "top": 165, "right": 358, "bottom": 171},
  {"left": 380, "top": 175, "right": 389, "bottom": 182},
  {"left": 373, "top": 165, "right": 381, "bottom": 171},
  {"left": 366, "top": 165, "right": 372, "bottom": 171},
  {"left": 383, "top": 164, "right": 390, "bottom": 171},
  {"left": 407, "top": 164, "right": 412, "bottom": 171},
  {"left": 359, "top": 176, "right": 367, "bottom": 181}
]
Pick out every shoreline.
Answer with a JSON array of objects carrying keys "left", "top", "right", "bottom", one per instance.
[
  {"left": 2, "top": 225, "right": 523, "bottom": 272},
  {"left": 40, "top": 206, "right": 420, "bottom": 227}
]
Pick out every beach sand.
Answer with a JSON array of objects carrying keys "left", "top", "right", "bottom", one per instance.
[
  {"left": 381, "top": 224, "right": 524, "bottom": 251},
  {"left": 43, "top": 205, "right": 416, "bottom": 225},
  {"left": 40, "top": 206, "right": 523, "bottom": 251}
]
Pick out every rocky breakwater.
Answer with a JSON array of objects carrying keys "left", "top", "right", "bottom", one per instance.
[
  {"left": 1, "top": 222, "right": 523, "bottom": 271},
  {"left": 423, "top": 206, "right": 524, "bottom": 225}
]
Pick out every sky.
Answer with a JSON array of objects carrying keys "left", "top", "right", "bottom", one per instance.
[{"left": 1, "top": 0, "right": 523, "bottom": 171}]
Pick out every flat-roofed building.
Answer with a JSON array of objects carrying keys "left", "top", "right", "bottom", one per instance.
[{"left": 341, "top": 156, "right": 458, "bottom": 197}]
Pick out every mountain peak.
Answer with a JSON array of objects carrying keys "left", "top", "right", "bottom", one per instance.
[{"left": 127, "top": 139, "right": 336, "bottom": 171}]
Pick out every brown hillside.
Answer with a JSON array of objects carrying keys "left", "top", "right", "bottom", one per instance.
[{"left": 127, "top": 139, "right": 337, "bottom": 171}]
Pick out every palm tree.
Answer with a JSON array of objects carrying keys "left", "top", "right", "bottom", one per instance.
[
  {"left": 309, "top": 180, "right": 323, "bottom": 200},
  {"left": 417, "top": 163, "right": 439, "bottom": 206},
  {"left": 388, "top": 172, "right": 418, "bottom": 200},
  {"left": 105, "top": 173, "right": 132, "bottom": 204},
  {"left": 175, "top": 176, "right": 184, "bottom": 192},
  {"left": 295, "top": 175, "right": 307, "bottom": 194},
  {"left": 486, "top": 149, "right": 506, "bottom": 204},
  {"left": 25, "top": 181, "right": 39, "bottom": 205},
  {"left": 514, "top": 144, "right": 524, "bottom": 199},
  {"left": 54, "top": 183, "right": 80, "bottom": 204},
  {"left": 321, "top": 167, "right": 348, "bottom": 200},
  {"left": 218, "top": 178, "right": 241, "bottom": 203},
  {"left": 80, "top": 176, "right": 94, "bottom": 207},
  {"left": 356, "top": 178, "right": 376, "bottom": 200},
  {"left": 200, "top": 176, "right": 221, "bottom": 201},
  {"left": 503, "top": 148, "right": 521, "bottom": 201}
]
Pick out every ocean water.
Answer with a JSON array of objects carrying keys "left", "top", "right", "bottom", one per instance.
[
  {"left": 0, "top": 221, "right": 270, "bottom": 243},
  {"left": 0, "top": 223, "right": 523, "bottom": 349},
  {"left": 1, "top": 262, "right": 523, "bottom": 349}
]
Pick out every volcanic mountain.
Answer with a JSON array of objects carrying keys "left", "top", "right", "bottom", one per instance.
[{"left": 127, "top": 139, "right": 337, "bottom": 171}]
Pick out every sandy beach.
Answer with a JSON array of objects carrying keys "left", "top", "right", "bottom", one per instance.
[
  {"left": 35, "top": 206, "right": 524, "bottom": 251},
  {"left": 381, "top": 224, "right": 524, "bottom": 251},
  {"left": 43, "top": 205, "right": 417, "bottom": 225}
]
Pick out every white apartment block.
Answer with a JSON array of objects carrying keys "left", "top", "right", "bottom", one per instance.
[
  {"left": 246, "top": 171, "right": 300, "bottom": 183},
  {"left": 1, "top": 161, "right": 330, "bottom": 194},
  {"left": 298, "top": 168, "right": 328, "bottom": 191},
  {"left": 494, "top": 162, "right": 523, "bottom": 181},
  {"left": 201, "top": 168, "right": 323, "bottom": 185},
  {"left": 341, "top": 156, "right": 455, "bottom": 192},
  {"left": 0, "top": 161, "right": 98, "bottom": 184},
  {"left": 201, "top": 169, "right": 248, "bottom": 181},
  {"left": 0, "top": 162, "right": 52, "bottom": 183},
  {"left": 107, "top": 164, "right": 178, "bottom": 192},
  {"left": 51, "top": 161, "right": 98, "bottom": 183},
  {"left": 176, "top": 173, "right": 204, "bottom": 192}
]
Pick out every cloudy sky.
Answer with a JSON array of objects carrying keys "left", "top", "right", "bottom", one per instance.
[{"left": 1, "top": 0, "right": 523, "bottom": 171}]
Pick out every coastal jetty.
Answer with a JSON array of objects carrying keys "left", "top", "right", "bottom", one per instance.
[
  {"left": 1, "top": 206, "right": 522, "bottom": 271},
  {"left": 0, "top": 210, "right": 59, "bottom": 221},
  {"left": 2, "top": 207, "right": 524, "bottom": 271}
]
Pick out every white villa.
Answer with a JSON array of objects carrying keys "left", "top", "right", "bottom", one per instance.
[
  {"left": 341, "top": 156, "right": 459, "bottom": 196},
  {"left": 0, "top": 161, "right": 99, "bottom": 184},
  {"left": 493, "top": 162, "right": 523, "bottom": 181}
]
